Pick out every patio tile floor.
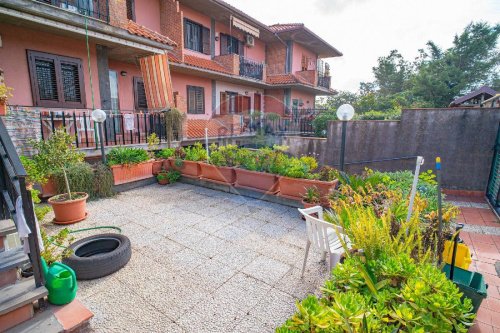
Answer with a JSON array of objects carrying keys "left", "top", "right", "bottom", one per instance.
[{"left": 44, "top": 183, "right": 329, "bottom": 332}]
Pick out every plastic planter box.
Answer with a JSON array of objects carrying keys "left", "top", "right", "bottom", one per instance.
[{"left": 442, "top": 264, "right": 487, "bottom": 314}]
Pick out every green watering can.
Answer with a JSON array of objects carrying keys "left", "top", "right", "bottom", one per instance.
[{"left": 41, "top": 258, "right": 78, "bottom": 305}]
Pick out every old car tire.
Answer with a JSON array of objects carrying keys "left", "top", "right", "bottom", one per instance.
[{"left": 62, "top": 233, "right": 131, "bottom": 280}]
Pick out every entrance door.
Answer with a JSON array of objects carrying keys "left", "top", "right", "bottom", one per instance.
[
  {"left": 254, "top": 93, "right": 261, "bottom": 113},
  {"left": 486, "top": 123, "right": 500, "bottom": 214}
]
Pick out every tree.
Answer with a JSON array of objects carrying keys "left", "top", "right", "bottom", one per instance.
[{"left": 372, "top": 50, "right": 412, "bottom": 96}]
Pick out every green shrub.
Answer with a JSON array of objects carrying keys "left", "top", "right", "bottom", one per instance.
[
  {"left": 184, "top": 142, "right": 207, "bottom": 162},
  {"left": 54, "top": 162, "right": 114, "bottom": 200},
  {"left": 208, "top": 144, "right": 239, "bottom": 167},
  {"left": 156, "top": 148, "right": 175, "bottom": 159},
  {"left": 107, "top": 147, "right": 149, "bottom": 166},
  {"left": 312, "top": 111, "right": 337, "bottom": 137},
  {"left": 167, "top": 170, "right": 181, "bottom": 183},
  {"left": 20, "top": 156, "right": 47, "bottom": 185}
]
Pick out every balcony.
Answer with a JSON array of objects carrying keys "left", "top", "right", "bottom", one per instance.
[
  {"left": 34, "top": 0, "right": 109, "bottom": 22},
  {"left": 239, "top": 56, "right": 264, "bottom": 80},
  {"left": 318, "top": 75, "right": 331, "bottom": 89}
]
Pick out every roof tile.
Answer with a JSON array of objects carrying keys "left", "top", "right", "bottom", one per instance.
[
  {"left": 268, "top": 23, "right": 304, "bottom": 33},
  {"left": 187, "top": 119, "right": 233, "bottom": 138},
  {"left": 126, "top": 20, "right": 177, "bottom": 47}
]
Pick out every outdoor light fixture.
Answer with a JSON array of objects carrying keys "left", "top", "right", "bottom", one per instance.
[
  {"left": 91, "top": 109, "right": 107, "bottom": 164},
  {"left": 336, "top": 104, "right": 355, "bottom": 171},
  {"left": 120, "top": 71, "right": 127, "bottom": 77}
]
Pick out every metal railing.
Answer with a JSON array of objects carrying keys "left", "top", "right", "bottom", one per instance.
[
  {"left": 40, "top": 110, "right": 180, "bottom": 148},
  {"left": 35, "top": 0, "right": 110, "bottom": 23},
  {"left": 239, "top": 56, "right": 264, "bottom": 80},
  {"left": 318, "top": 75, "right": 331, "bottom": 89},
  {"left": 0, "top": 118, "right": 45, "bottom": 306},
  {"left": 242, "top": 108, "right": 327, "bottom": 136}
]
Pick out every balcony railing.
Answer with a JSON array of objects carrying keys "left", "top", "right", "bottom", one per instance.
[
  {"left": 35, "top": 0, "right": 109, "bottom": 23},
  {"left": 318, "top": 75, "right": 331, "bottom": 89},
  {"left": 239, "top": 56, "right": 264, "bottom": 80}
]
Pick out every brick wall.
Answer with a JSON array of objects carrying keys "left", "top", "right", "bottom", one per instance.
[
  {"left": 160, "top": 0, "right": 184, "bottom": 61},
  {"left": 1, "top": 106, "right": 42, "bottom": 156},
  {"left": 295, "top": 70, "right": 317, "bottom": 86},
  {"left": 108, "top": 0, "right": 128, "bottom": 28},
  {"left": 214, "top": 54, "right": 240, "bottom": 75},
  {"left": 266, "top": 42, "right": 286, "bottom": 75}
]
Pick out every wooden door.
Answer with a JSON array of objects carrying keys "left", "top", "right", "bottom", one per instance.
[{"left": 254, "top": 93, "right": 261, "bottom": 112}]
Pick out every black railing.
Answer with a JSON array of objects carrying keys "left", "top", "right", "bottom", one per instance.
[
  {"left": 40, "top": 110, "right": 180, "bottom": 148},
  {"left": 35, "top": 0, "right": 110, "bottom": 23},
  {"left": 239, "top": 56, "right": 264, "bottom": 80},
  {"left": 0, "top": 118, "right": 45, "bottom": 306},
  {"left": 242, "top": 109, "right": 327, "bottom": 136},
  {"left": 318, "top": 76, "right": 331, "bottom": 89}
]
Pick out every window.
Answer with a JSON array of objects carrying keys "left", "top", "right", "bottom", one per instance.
[
  {"left": 133, "top": 77, "right": 148, "bottom": 110},
  {"left": 184, "top": 19, "right": 210, "bottom": 54},
  {"left": 109, "top": 70, "right": 120, "bottom": 110},
  {"left": 27, "top": 50, "right": 86, "bottom": 108},
  {"left": 187, "top": 86, "right": 204, "bottom": 114},
  {"left": 126, "top": 0, "right": 135, "bottom": 20},
  {"left": 220, "top": 34, "right": 243, "bottom": 56}
]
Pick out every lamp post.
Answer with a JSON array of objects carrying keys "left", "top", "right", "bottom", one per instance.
[
  {"left": 336, "top": 104, "right": 355, "bottom": 171},
  {"left": 91, "top": 109, "right": 107, "bottom": 164}
]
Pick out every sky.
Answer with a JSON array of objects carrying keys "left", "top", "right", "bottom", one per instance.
[{"left": 225, "top": 0, "right": 500, "bottom": 92}]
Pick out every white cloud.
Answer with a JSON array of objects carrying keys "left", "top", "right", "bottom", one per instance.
[{"left": 224, "top": 0, "right": 499, "bottom": 91}]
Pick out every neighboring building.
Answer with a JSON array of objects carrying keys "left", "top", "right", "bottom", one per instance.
[
  {"left": 449, "top": 86, "right": 499, "bottom": 107},
  {"left": 0, "top": 0, "right": 342, "bottom": 149}
]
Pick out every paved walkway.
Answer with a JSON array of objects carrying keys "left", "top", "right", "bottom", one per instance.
[
  {"left": 447, "top": 196, "right": 500, "bottom": 333},
  {"left": 45, "top": 183, "right": 328, "bottom": 333}
]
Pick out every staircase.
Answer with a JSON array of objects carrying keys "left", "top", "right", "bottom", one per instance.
[{"left": 0, "top": 118, "right": 48, "bottom": 331}]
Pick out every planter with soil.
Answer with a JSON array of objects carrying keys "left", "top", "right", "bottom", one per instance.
[
  {"left": 152, "top": 159, "right": 165, "bottom": 175},
  {"left": 234, "top": 169, "right": 279, "bottom": 194},
  {"left": 40, "top": 176, "right": 58, "bottom": 199},
  {"left": 110, "top": 161, "right": 153, "bottom": 185},
  {"left": 199, "top": 163, "right": 236, "bottom": 185},
  {"left": 279, "top": 177, "right": 338, "bottom": 202},
  {"left": 48, "top": 192, "right": 88, "bottom": 225},
  {"left": 171, "top": 160, "right": 200, "bottom": 178}
]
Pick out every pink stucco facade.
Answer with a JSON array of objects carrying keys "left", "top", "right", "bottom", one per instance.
[
  {"left": 171, "top": 72, "right": 212, "bottom": 119},
  {"left": 108, "top": 60, "right": 143, "bottom": 111},
  {"left": 0, "top": 23, "right": 101, "bottom": 109},
  {"left": 292, "top": 42, "right": 317, "bottom": 73},
  {"left": 291, "top": 89, "right": 316, "bottom": 108},
  {"left": 134, "top": 0, "right": 161, "bottom": 34},
  {"left": 180, "top": 4, "right": 212, "bottom": 60}
]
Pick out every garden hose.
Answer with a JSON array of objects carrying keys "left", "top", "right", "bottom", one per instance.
[{"left": 47, "top": 226, "right": 122, "bottom": 249}]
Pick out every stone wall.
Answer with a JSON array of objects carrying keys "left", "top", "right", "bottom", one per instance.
[
  {"left": 282, "top": 108, "right": 500, "bottom": 191},
  {"left": 1, "top": 106, "right": 42, "bottom": 155}
]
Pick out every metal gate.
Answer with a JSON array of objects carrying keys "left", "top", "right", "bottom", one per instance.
[{"left": 486, "top": 123, "right": 500, "bottom": 214}]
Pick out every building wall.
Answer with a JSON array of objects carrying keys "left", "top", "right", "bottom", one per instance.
[
  {"left": 215, "top": 81, "right": 265, "bottom": 115},
  {"left": 266, "top": 42, "right": 287, "bottom": 75},
  {"left": 171, "top": 72, "right": 212, "bottom": 119},
  {"left": 135, "top": 0, "right": 162, "bottom": 33},
  {"left": 108, "top": 60, "right": 143, "bottom": 111},
  {"left": 160, "top": 0, "right": 184, "bottom": 60},
  {"left": 291, "top": 90, "right": 316, "bottom": 108},
  {"left": 215, "top": 22, "right": 265, "bottom": 62},
  {"left": 0, "top": 23, "right": 101, "bottom": 109},
  {"left": 264, "top": 89, "right": 285, "bottom": 115},
  {"left": 180, "top": 4, "right": 211, "bottom": 60},
  {"left": 292, "top": 42, "right": 317, "bottom": 73}
]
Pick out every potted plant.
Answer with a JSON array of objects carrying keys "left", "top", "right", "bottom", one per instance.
[
  {"left": 302, "top": 186, "right": 321, "bottom": 208},
  {"left": 156, "top": 147, "right": 175, "bottom": 172},
  {"left": 0, "top": 83, "right": 13, "bottom": 116},
  {"left": 199, "top": 144, "right": 237, "bottom": 185},
  {"left": 279, "top": 159, "right": 339, "bottom": 202},
  {"left": 167, "top": 170, "right": 181, "bottom": 184},
  {"left": 147, "top": 133, "right": 163, "bottom": 175},
  {"left": 156, "top": 169, "right": 169, "bottom": 185},
  {"left": 171, "top": 142, "right": 206, "bottom": 178},
  {"left": 233, "top": 146, "right": 284, "bottom": 194},
  {"left": 162, "top": 107, "right": 185, "bottom": 147},
  {"left": 31, "top": 130, "right": 87, "bottom": 224},
  {"left": 107, "top": 147, "right": 153, "bottom": 185}
]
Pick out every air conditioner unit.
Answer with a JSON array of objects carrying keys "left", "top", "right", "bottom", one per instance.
[{"left": 245, "top": 35, "right": 255, "bottom": 47}]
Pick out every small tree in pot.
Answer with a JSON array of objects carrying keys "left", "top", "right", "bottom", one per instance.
[{"left": 32, "top": 129, "right": 86, "bottom": 224}]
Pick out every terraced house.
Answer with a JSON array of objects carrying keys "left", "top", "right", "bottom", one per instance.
[{"left": 0, "top": 0, "right": 341, "bottom": 150}]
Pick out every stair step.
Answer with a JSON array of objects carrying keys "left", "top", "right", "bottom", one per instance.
[
  {"left": 0, "top": 247, "right": 29, "bottom": 272},
  {"left": 0, "top": 278, "right": 47, "bottom": 316},
  {"left": 0, "top": 219, "right": 16, "bottom": 237}
]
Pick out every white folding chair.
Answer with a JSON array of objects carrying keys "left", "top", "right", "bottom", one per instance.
[{"left": 298, "top": 206, "right": 351, "bottom": 277}]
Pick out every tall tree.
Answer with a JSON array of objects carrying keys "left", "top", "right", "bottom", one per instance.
[{"left": 372, "top": 50, "right": 412, "bottom": 96}]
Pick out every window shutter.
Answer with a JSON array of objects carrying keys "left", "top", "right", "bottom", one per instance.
[
  {"left": 195, "top": 87, "right": 204, "bottom": 113},
  {"left": 202, "top": 26, "right": 210, "bottom": 55},
  {"left": 134, "top": 77, "right": 148, "bottom": 110},
  {"left": 220, "top": 92, "right": 228, "bottom": 115},
  {"left": 220, "top": 34, "right": 228, "bottom": 55},
  {"left": 60, "top": 62, "right": 82, "bottom": 103},
  {"left": 187, "top": 86, "right": 204, "bottom": 114},
  {"left": 34, "top": 58, "right": 58, "bottom": 102}
]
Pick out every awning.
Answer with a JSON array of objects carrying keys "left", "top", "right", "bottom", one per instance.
[{"left": 232, "top": 16, "right": 259, "bottom": 38}]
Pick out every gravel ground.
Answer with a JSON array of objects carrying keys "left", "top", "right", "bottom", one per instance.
[{"left": 44, "top": 183, "right": 330, "bottom": 333}]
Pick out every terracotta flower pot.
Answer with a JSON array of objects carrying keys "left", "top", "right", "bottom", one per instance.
[
  {"left": 152, "top": 159, "right": 165, "bottom": 175},
  {"left": 163, "top": 158, "right": 172, "bottom": 171},
  {"left": 0, "top": 101, "right": 6, "bottom": 116},
  {"left": 157, "top": 177, "right": 169, "bottom": 185},
  {"left": 172, "top": 160, "right": 200, "bottom": 178},
  {"left": 40, "top": 176, "right": 58, "bottom": 198},
  {"left": 199, "top": 163, "right": 236, "bottom": 184},
  {"left": 49, "top": 192, "right": 88, "bottom": 225},
  {"left": 110, "top": 161, "right": 153, "bottom": 185},
  {"left": 279, "top": 176, "right": 338, "bottom": 202},
  {"left": 234, "top": 169, "right": 279, "bottom": 194}
]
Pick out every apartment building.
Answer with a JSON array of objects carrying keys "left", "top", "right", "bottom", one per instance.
[{"left": 0, "top": 0, "right": 342, "bottom": 147}]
